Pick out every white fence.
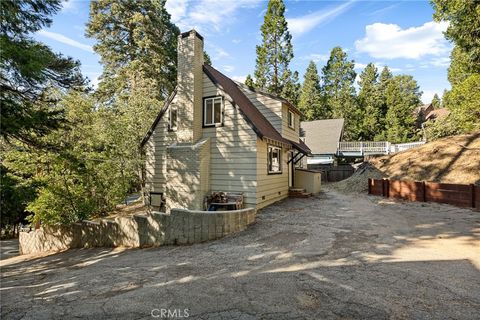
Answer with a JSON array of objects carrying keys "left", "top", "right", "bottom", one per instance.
[
  {"left": 337, "top": 141, "right": 425, "bottom": 156},
  {"left": 390, "top": 141, "right": 426, "bottom": 153}
]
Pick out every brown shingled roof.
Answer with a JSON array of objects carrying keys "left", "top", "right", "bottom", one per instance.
[
  {"left": 203, "top": 65, "right": 283, "bottom": 141},
  {"left": 141, "top": 64, "right": 310, "bottom": 155},
  {"left": 203, "top": 64, "right": 310, "bottom": 154},
  {"left": 425, "top": 108, "right": 450, "bottom": 121},
  {"left": 140, "top": 88, "right": 177, "bottom": 147},
  {"left": 236, "top": 82, "right": 302, "bottom": 115}
]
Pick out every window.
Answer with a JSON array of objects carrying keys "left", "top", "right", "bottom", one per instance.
[
  {"left": 288, "top": 110, "right": 295, "bottom": 129},
  {"left": 267, "top": 146, "right": 282, "bottom": 174},
  {"left": 168, "top": 107, "right": 177, "bottom": 131},
  {"left": 204, "top": 96, "right": 223, "bottom": 126}
]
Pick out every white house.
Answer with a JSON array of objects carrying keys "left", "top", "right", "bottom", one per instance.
[{"left": 141, "top": 30, "right": 310, "bottom": 212}]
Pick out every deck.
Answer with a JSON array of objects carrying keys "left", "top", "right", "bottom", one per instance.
[{"left": 337, "top": 141, "right": 425, "bottom": 157}]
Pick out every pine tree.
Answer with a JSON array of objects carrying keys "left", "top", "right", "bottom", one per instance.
[
  {"left": 448, "top": 46, "right": 475, "bottom": 87},
  {"left": 321, "top": 47, "right": 357, "bottom": 138},
  {"left": 245, "top": 74, "right": 254, "bottom": 88},
  {"left": 431, "top": 93, "right": 441, "bottom": 109},
  {"left": 429, "top": 1, "right": 480, "bottom": 138},
  {"left": 384, "top": 75, "right": 421, "bottom": 143},
  {"left": 86, "top": 0, "right": 179, "bottom": 101},
  {"left": 298, "top": 61, "right": 324, "bottom": 120},
  {"left": 374, "top": 66, "right": 394, "bottom": 140},
  {"left": 253, "top": 0, "right": 296, "bottom": 102},
  {"left": 442, "top": 74, "right": 480, "bottom": 134},
  {"left": 203, "top": 51, "right": 212, "bottom": 65},
  {"left": 432, "top": 0, "right": 480, "bottom": 68},
  {"left": 0, "top": 0, "right": 84, "bottom": 146},
  {"left": 357, "top": 63, "right": 382, "bottom": 140},
  {"left": 281, "top": 70, "right": 301, "bottom": 106}
]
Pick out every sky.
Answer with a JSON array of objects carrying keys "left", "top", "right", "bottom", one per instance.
[{"left": 35, "top": 0, "right": 452, "bottom": 103}]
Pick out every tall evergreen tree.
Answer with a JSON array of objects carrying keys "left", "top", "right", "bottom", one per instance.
[
  {"left": 383, "top": 75, "right": 421, "bottom": 143},
  {"left": 244, "top": 74, "right": 254, "bottom": 88},
  {"left": 321, "top": 47, "right": 357, "bottom": 138},
  {"left": 432, "top": 0, "right": 480, "bottom": 69},
  {"left": 253, "top": 0, "right": 297, "bottom": 102},
  {"left": 375, "top": 66, "right": 394, "bottom": 139},
  {"left": 298, "top": 61, "right": 324, "bottom": 120},
  {"left": 447, "top": 46, "right": 476, "bottom": 87},
  {"left": 86, "top": 0, "right": 180, "bottom": 204},
  {"left": 282, "top": 70, "right": 301, "bottom": 106},
  {"left": 357, "top": 63, "right": 382, "bottom": 140},
  {"left": 0, "top": 0, "right": 84, "bottom": 146},
  {"left": 86, "top": 0, "right": 179, "bottom": 101},
  {"left": 203, "top": 51, "right": 212, "bottom": 65},
  {"left": 442, "top": 74, "right": 480, "bottom": 134},
  {"left": 428, "top": 1, "right": 480, "bottom": 139},
  {"left": 431, "top": 93, "right": 441, "bottom": 109}
]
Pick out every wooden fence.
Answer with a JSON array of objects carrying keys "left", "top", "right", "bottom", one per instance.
[
  {"left": 307, "top": 164, "right": 354, "bottom": 182},
  {"left": 368, "top": 178, "right": 479, "bottom": 210}
]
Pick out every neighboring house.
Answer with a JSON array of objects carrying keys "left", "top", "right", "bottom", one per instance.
[
  {"left": 414, "top": 103, "right": 434, "bottom": 128},
  {"left": 141, "top": 30, "right": 310, "bottom": 212},
  {"left": 425, "top": 108, "right": 450, "bottom": 122},
  {"left": 300, "top": 119, "right": 344, "bottom": 165}
]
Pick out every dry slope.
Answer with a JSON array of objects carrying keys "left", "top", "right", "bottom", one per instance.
[{"left": 334, "top": 132, "right": 480, "bottom": 193}]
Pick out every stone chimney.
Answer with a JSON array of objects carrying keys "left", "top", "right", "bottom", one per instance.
[{"left": 176, "top": 29, "right": 204, "bottom": 143}]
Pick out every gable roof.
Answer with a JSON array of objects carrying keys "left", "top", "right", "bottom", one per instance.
[
  {"left": 414, "top": 103, "right": 433, "bottom": 116},
  {"left": 140, "top": 88, "right": 177, "bottom": 147},
  {"left": 141, "top": 64, "right": 310, "bottom": 155},
  {"left": 236, "top": 82, "right": 302, "bottom": 115},
  {"left": 203, "top": 65, "right": 285, "bottom": 142},
  {"left": 301, "top": 118, "right": 344, "bottom": 155},
  {"left": 203, "top": 64, "right": 310, "bottom": 155},
  {"left": 425, "top": 108, "right": 450, "bottom": 121}
]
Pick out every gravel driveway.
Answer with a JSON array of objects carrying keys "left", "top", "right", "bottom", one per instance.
[{"left": 1, "top": 188, "right": 479, "bottom": 319}]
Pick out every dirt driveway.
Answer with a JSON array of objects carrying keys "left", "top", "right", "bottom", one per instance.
[{"left": 1, "top": 188, "right": 479, "bottom": 319}]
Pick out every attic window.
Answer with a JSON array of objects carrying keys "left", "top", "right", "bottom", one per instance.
[
  {"left": 288, "top": 110, "right": 295, "bottom": 129},
  {"left": 168, "top": 107, "right": 177, "bottom": 131},
  {"left": 204, "top": 96, "right": 223, "bottom": 126},
  {"left": 267, "top": 146, "right": 282, "bottom": 174}
]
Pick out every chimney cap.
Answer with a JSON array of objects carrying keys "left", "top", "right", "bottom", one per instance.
[{"left": 180, "top": 29, "right": 204, "bottom": 41}]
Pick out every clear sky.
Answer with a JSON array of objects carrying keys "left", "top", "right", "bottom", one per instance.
[{"left": 35, "top": 0, "right": 451, "bottom": 103}]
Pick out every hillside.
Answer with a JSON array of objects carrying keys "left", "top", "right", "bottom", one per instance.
[{"left": 334, "top": 132, "right": 480, "bottom": 193}]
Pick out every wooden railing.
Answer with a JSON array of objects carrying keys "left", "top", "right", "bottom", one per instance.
[
  {"left": 337, "top": 141, "right": 425, "bottom": 156},
  {"left": 392, "top": 141, "right": 426, "bottom": 153}
]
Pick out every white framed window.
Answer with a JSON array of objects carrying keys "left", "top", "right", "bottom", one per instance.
[
  {"left": 267, "top": 146, "right": 282, "bottom": 174},
  {"left": 288, "top": 110, "right": 295, "bottom": 129},
  {"left": 204, "top": 96, "right": 223, "bottom": 126},
  {"left": 168, "top": 107, "right": 177, "bottom": 131}
]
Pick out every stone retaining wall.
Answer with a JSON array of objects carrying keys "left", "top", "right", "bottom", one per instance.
[{"left": 19, "top": 208, "right": 256, "bottom": 255}]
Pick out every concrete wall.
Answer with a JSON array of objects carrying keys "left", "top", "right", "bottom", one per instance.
[
  {"left": 19, "top": 208, "right": 256, "bottom": 255},
  {"left": 294, "top": 169, "right": 322, "bottom": 194}
]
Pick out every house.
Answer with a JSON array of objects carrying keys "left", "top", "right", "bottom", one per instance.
[
  {"left": 141, "top": 30, "right": 310, "bottom": 212},
  {"left": 425, "top": 108, "right": 450, "bottom": 122},
  {"left": 414, "top": 103, "right": 434, "bottom": 128},
  {"left": 300, "top": 119, "right": 344, "bottom": 166}
]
